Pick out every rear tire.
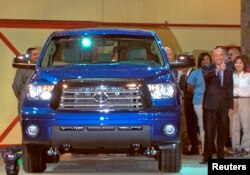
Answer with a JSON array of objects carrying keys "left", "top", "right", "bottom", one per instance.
[
  {"left": 22, "top": 144, "right": 47, "bottom": 173},
  {"left": 158, "top": 143, "right": 181, "bottom": 172}
]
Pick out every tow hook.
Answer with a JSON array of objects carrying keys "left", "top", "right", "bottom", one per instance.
[
  {"left": 47, "top": 147, "right": 60, "bottom": 156},
  {"left": 144, "top": 147, "right": 158, "bottom": 156}
]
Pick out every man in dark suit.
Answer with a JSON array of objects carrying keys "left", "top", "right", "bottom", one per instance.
[
  {"left": 202, "top": 47, "right": 234, "bottom": 162},
  {"left": 179, "top": 67, "right": 199, "bottom": 155}
]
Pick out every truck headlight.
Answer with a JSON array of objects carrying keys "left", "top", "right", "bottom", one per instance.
[
  {"left": 148, "top": 83, "right": 176, "bottom": 99},
  {"left": 27, "top": 85, "right": 54, "bottom": 100}
]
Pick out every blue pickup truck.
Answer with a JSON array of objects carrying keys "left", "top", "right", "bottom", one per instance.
[{"left": 13, "top": 28, "right": 194, "bottom": 173}]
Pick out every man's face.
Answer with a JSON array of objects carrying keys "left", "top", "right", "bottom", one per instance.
[
  {"left": 228, "top": 49, "right": 240, "bottom": 62},
  {"left": 213, "top": 49, "right": 224, "bottom": 65},
  {"left": 30, "top": 49, "right": 39, "bottom": 64},
  {"left": 166, "top": 50, "right": 173, "bottom": 61},
  {"left": 164, "top": 48, "right": 173, "bottom": 61}
]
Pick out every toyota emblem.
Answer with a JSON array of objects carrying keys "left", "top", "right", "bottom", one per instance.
[{"left": 93, "top": 92, "right": 109, "bottom": 103}]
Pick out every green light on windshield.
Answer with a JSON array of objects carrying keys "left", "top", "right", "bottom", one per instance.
[{"left": 81, "top": 37, "right": 92, "bottom": 48}]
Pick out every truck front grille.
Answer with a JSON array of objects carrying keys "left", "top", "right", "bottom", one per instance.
[{"left": 58, "top": 81, "right": 144, "bottom": 111}]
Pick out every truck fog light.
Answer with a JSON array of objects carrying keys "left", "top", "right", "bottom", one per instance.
[
  {"left": 26, "top": 124, "right": 39, "bottom": 137},
  {"left": 163, "top": 124, "right": 176, "bottom": 136}
]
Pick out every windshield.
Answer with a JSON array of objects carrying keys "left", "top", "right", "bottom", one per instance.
[{"left": 41, "top": 35, "right": 164, "bottom": 67}]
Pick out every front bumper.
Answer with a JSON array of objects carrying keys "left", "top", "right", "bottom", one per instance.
[{"left": 21, "top": 108, "right": 180, "bottom": 148}]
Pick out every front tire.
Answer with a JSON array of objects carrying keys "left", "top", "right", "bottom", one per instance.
[
  {"left": 158, "top": 143, "right": 181, "bottom": 172},
  {"left": 22, "top": 144, "right": 47, "bottom": 173}
]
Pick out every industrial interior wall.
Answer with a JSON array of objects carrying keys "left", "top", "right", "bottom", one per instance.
[{"left": 0, "top": 0, "right": 240, "bottom": 145}]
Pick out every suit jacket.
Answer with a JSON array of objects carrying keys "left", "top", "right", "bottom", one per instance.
[
  {"left": 203, "top": 64, "right": 233, "bottom": 110},
  {"left": 179, "top": 69, "right": 194, "bottom": 105}
]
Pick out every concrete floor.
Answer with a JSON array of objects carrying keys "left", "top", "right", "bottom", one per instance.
[{"left": 0, "top": 153, "right": 208, "bottom": 175}]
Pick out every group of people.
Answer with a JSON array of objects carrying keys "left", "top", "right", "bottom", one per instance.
[{"left": 165, "top": 46, "right": 250, "bottom": 163}]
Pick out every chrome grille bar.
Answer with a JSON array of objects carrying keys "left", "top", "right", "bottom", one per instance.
[
  {"left": 61, "top": 103, "right": 142, "bottom": 107},
  {"left": 61, "top": 96, "right": 141, "bottom": 100}
]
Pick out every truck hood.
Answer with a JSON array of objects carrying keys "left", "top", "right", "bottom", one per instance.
[{"left": 35, "top": 64, "right": 171, "bottom": 84}]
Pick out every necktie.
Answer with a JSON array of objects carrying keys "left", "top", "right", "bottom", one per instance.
[{"left": 219, "top": 71, "right": 224, "bottom": 86}]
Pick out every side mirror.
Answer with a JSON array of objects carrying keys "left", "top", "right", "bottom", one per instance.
[
  {"left": 170, "top": 52, "right": 195, "bottom": 68},
  {"left": 12, "top": 54, "right": 35, "bottom": 69}
]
